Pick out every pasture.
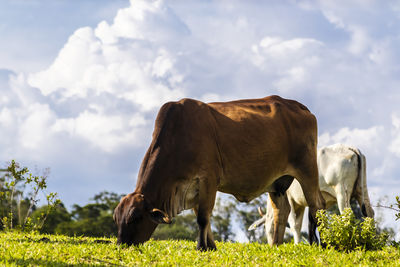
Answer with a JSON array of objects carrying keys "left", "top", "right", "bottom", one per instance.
[{"left": 1, "top": 231, "right": 399, "bottom": 266}]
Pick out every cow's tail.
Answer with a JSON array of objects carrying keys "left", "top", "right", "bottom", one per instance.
[{"left": 349, "top": 147, "right": 375, "bottom": 218}]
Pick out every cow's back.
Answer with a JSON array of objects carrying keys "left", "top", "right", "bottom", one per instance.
[
  {"left": 317, "top": 144, "right": 358, "bottom": 202},
  {"left": 208, "top": 95, "right": 318, "bottom": 201}
]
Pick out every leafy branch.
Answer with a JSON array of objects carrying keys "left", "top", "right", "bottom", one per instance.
[{"left": 375, "top": 196, "right": 400, "bottom": 221}]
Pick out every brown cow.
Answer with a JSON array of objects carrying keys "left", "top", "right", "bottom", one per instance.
[{"left": 113, "top": 95, "right": 325, "bottom": 250}]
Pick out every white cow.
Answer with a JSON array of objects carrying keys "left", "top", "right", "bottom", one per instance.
[{"left": 249, "top": 144, "right": 374, "bottom": 244}]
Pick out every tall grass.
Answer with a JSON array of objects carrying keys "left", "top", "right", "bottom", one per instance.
[{"left": 1, "top": 231, "right": 399, "bottom": 266}]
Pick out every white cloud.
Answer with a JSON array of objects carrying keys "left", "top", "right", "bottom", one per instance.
[
  {"left": 250, "top": 36, "right": 324, "bottom": 93},
  {"left": 252, "top": 37, "right": 323, "bottom": 66},
  {"left": 319, "top": 126, "right": 383, "bottom": 150},
  {"left": 388, "top": 113, "right": 400, "bottom": 157},
  {"left": 52, "top": 111, "right": 147, "bottom": 153},
  {"left": 19, "top": 103, "right": 56, "bottom": 150},
  {"left": 28, "top": 1, "right": 187, "bottom": 112},
  {"left": 20, "top": 0, "right": 193, "bottom": 159}
]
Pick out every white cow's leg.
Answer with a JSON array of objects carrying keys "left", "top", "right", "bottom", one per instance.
[
  {"left": 265, "top": 196, "right": 275, "bottom": 245},
  {"left": 335, "top": 184, "right": 350, "bottom": 214},
  {"left": 269, "top": 192, "right": 291, "bottom": 245},
  {"left": 287, "top": 209, "right": 298, "bottom": 243},
  {"left": 288, "top": 205, "right": 305, "bottom": 244}
]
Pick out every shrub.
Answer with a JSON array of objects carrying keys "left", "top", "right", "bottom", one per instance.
[
  {"left": 317, "top": 208, "right": 388, "bottom": 252},
  {"left": 0, "top": 160, "right": 60, "bottom": 232}
]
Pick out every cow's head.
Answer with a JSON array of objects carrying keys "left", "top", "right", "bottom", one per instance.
[{"left": 113, "top": 192, "right": 171, "bottom": 246}]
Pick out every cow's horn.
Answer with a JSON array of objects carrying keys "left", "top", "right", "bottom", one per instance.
[
  {"left": 150, "top": 208, "right": 172, "bottom": 224},
  {"left": 257, "top": 206, "right": 265, "bottom": 217}
]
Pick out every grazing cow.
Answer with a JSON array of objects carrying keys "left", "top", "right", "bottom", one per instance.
[
  {"left": 113, "top": 95, "right": 325, "bottom": 250},
  {"left": 249, "top": 144, "right": 374, "bottom": 244}
]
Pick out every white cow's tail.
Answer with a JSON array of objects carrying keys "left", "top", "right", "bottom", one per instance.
[{"left": 348, "top": 147, "right": 375, "bottom": 218}]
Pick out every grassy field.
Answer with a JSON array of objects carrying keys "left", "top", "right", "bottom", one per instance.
[{"left": 1, "top": 231, "right": 400, "bottom": 266}]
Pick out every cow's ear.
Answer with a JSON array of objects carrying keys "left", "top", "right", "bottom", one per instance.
[{"left": 149, "top": 208, "right": 171, "bottom": 224}]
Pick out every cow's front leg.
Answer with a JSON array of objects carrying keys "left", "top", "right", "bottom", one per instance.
[
  {"left": 206, "top": 223, "right": 216, "bottom": 249},
  {"left": 195, "top": 210, "right": 214, "bottom": 251},
  {"left": 195, "top": 177, "right": 217, "bottom": 251}
]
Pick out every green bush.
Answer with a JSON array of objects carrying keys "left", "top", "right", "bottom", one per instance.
[{"left": 317, "top": 208, "right": 388, "bottom": 252}]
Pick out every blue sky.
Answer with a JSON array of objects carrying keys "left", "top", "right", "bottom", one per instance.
[
  {"left": 0, "top": 0, "right": 130, "bottom": 72},
  {"left": 1, "top": 0, "right": 400, "bottom": 238}
]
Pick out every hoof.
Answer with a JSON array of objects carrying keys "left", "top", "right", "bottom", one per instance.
[{"left": 196, "top": 245, "right": 217, "bottom": 251}]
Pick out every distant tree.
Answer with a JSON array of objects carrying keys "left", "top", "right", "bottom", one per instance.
[
  {"left": 211, "top": 196, "right": 235, "bottom": 242},
  {"left": 30, "top": 202, "right": 71, "bottom": 234},
  {"left": 92, "top": 191, "right": 122, "bottom": 211},
  {"left": 236, "top": 194, "right": 268, "bottom": 243},
  {"left": 55, "top": 191, "right": 123, "bottom": 237},
  {"left": 153, "top": 211, "right": 198, "bottom": 241},
  {"left": 153, "top": 195, "right": 236, "bottom": 242}
]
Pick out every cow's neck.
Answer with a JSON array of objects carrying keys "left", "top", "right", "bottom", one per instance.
[
  {"left": 137, "top": 171, "right": 197, "bottom": 218},
  {"left": 135, "top": 141, "right": 197, "bottom": 218},
  {"left": 135, "top": 165, "right": 181, "bottom": 218}
]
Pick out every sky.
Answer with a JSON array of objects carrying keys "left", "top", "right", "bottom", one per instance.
[{"left": 1, "top": 0, "right": 400, "bottom": 239}]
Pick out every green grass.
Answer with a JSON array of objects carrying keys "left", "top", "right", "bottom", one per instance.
[{"left": 1, "top": 231, "right": 399, "bottom": 266}]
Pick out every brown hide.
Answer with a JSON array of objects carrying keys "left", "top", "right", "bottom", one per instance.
[{"left": 114, "top": 95, "right": 325, "bottom": 250}]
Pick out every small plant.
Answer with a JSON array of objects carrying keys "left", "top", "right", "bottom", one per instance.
[
  {"left": 394, "top": 196, "right": 400, "bottom": 221},
  {"left": 317, "top": 208, "right": 388, "bottom": 252},
  {"left": 0, "top": 160, "right": 60, "bottom": 232},
  {"left": 376, "top": 195, "right": 400, "bottom": 221}
]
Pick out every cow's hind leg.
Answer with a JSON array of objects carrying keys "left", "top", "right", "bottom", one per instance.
[
  {"left": 335, "top": 183, "right": 350, "bottom": 214},
  {"left": 294, "top": 165, "right": 325, "bottom": 244},
  {"left": 269, "top": 191, "right": 291, "bottom": 245},
  {"left": 194, "top": 177, "right": 217, "bottom": 251},
  {"left": 291, "top": 144, "right": 325, "bottom": 244}
]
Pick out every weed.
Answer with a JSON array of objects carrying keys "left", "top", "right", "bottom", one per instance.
[{"left": 317, "top": 208, "right": 388, "bottom": 252}]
